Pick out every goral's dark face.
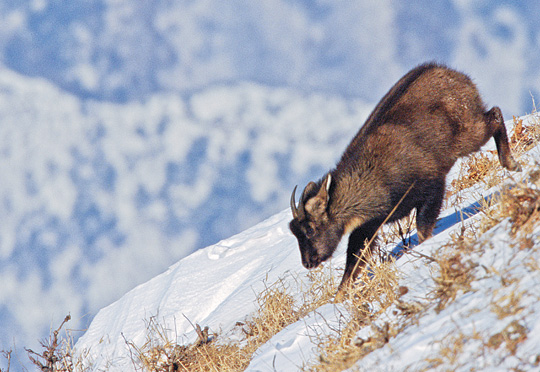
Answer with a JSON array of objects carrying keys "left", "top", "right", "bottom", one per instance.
[{"left": 289, "top": 217, "right": 342, "bottom": 269}]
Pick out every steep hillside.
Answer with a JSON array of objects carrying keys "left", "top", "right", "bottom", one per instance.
[{"left": 71, "top": 113, "right": 540, "bottom": 371}]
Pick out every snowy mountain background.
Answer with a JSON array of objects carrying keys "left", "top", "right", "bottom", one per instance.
[{"left": 1, "top": 1, "right": 540, "bottom": 370}]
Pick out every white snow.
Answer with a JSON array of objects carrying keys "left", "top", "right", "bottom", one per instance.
[
  {"left": 76, "top": 209, "right": 305, "bottom": 370},
  {"left": 75, "top": 114, "right": 540, "bottom": 371}
]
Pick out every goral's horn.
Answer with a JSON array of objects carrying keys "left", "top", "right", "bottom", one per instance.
[
  {"left": 298, "top": 183, "right": 313, "bottom": 219},
  {"left": 290, "top": 185, "right": 299, "bottom": 219}
]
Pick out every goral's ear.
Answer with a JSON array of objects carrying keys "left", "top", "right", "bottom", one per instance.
[
  {"left": 305, "top": 174, "right": 332, "bottom": 218},
  {"left": 302, "top": 181, "right": 318, "bottom": 200}
]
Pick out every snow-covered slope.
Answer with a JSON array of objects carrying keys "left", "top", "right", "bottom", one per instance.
[
  {"left": 75, "top": 114, "right": 540, "bottom": 371},
  {"left": 76, "top": 209, "right": 302, "bottom": 370}
]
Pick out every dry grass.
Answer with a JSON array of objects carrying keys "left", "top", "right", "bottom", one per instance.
[
  {"left": 450, "top": 152, "right": 499, "bottom": 194},
  {"left": 510, "top": 115, "right": 540, "bottom": 155},
  {"left": 478, "top": 177, "right": 540, "bottom": 251},
  {"left": 378, "top": 213, "right": 417, "bottom": 250},
  {"left": 449, "top": 113, "right": 540, "bottom": 200},
  {"left": 22, "top": 315, "right": 90, "bottom": 372},
  {"left": 429, "top": 227, "right": 479, "bottom": 313},
  {"left": 128, "top": 266, "right": 340, "bottom": 372},
  {"left": 129, "top": 250, "right": 403, "bottom": 372},
  {"left": 490, "top": 288, "right": 526, "bottom": 321},
  {"left": 306, "top": 252, "right": 407, "bottom": 372},
  {"left": 242, "top": 281, "right": 298, "bottom": 341},
  {"left": 423, "top": 330, "right": 483, "bottom": 371},
  {"left": 126, "top": 316, "right": 246, "bottom": 372},
  {"left": 499, "top": 185, "right": 540, "bottom": 237},
  {"left": 1, "top": 316, "right": 90, "bottom": 372},
  {"left": 487, "top": 320, "right": 528, "bottom": 355}
]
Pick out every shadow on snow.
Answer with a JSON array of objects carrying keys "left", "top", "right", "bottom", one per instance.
[{"left": 387, "top": 192, "right": 498, "bottom": 261}]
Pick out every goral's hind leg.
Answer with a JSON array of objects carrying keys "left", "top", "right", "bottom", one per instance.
[{"left": 485, "top": 106, "right": 521, "bottom": 171}]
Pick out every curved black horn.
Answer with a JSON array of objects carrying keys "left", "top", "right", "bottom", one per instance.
[{"left": 290, "top": 185, "right": 299, "bottom": 219}]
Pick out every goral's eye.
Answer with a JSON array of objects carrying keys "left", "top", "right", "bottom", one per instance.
[{"left": 305, "top": 226, "right": 315, "bottom": 238}]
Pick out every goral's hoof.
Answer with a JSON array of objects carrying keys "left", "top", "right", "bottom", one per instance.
[{"left": 505, "top": 159, "right": 522, "bottom": 172}]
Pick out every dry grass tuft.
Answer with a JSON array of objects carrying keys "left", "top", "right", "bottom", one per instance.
[
  {"left": 429, "top": 227, "right": 479, "bottom": 314},
  {"left": 449, "top": 113, "right": 540, "bottom": 198},
  {"left": 487, "top": 320, "right": 528, "bottom": 355},
  {"left": 423, "top": 330, "right": 483, "bottom": 371},
  {"left": 241, "top": 279, "right": 299, "bottom": 343},
  {"left": 24, "top": 315, "right": 88, "bottom": 372},
  {"left": 490, "top": 287, "right": 526, "bottom": 321},
  {"left": 127, "top": 317, "right": 246, "bottom": 372},
  {"left": 299, "top": 265, "right": 340, "bottom": 312},
  {"left": 500, "top": 185, "right": 540, "bottom": 237},
  {"left": 379, "top": 213, "right": 417, "bottom": 248},
  {"left": 510, "top": 115, "right": 540, "bottom": 155},
  {"left": 307, "top": 252, "right": 405, "bottom": 372},
  {"left": 478, "top": 177, "right": 540, "bottom": 252},
  {"left": 313, "top": 320, "right": 397, "bottom": 372},
  {"left": 450, "top": 152, "right": 499, "bottom": 194},
  {"left": 431, "top": 251, "right": 476, "bottom": 314}
]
